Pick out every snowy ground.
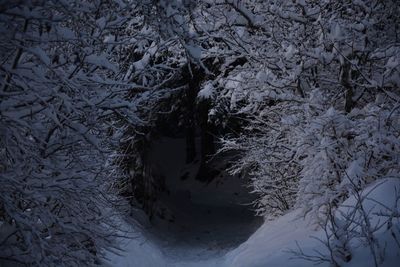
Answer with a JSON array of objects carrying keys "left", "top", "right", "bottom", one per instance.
[
  {"left": 104, "top": 186, "right": 262, "bottom": 267},
  {"left": 105, "top": 178, "right": 400, "bottom": 267},
  {"left": 104, "top": 138, "right": 400, "bottom": 266}
]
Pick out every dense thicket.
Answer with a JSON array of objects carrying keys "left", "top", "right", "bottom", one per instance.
[
  {"left": 210, "top": 0, "right": 400, "bottom": 219},
  {"left": 0, "top": 0, "right": 144, "bottom": 265},
  {"left": 116, "top": 1, "right": 400, "bottom": 265},
  {"left": 116, "top": 0, "right": 400, "bottom": 217},
  {"left": 1, "top": 0, "right": 399, "bottom": 266}
]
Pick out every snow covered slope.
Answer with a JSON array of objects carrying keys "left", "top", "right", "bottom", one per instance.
[{"left": 106, "top": 178, "right": 400, "bottom": 267}]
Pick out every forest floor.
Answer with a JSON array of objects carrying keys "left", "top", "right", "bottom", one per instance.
[
  {"left": 148, "top": 198, "right": 262, "bottom": 266},
  {"left": 104, "top": 138, "right": 399, "bottom": 267},
  {"left": 105, "top": 178, "right": 400, "bottom": 267},
  {"left": 104, "top": 187, "right": 262, "bottom": 267}
]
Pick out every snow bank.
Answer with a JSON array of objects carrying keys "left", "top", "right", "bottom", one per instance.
[
  {"left": 106, "top": 178, "right": 400, "bottom": 267},
  {"left": 224, "top": 209, "right": 323, "bottom": 267},
  {"left": 225, "top": 178, "right": 400, "bottom": 267},
  {"left": 337, "top": 178, "right": 400, "bottom": 267}
]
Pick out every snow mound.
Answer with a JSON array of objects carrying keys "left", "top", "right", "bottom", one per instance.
[{"left": 106, "top": 178, "right": 400, "bottom": 267}]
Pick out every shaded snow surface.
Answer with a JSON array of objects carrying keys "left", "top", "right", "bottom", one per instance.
[
  {"left": 105, "top": 138, "right": 400, "bottom": 266},
  {"left": 105, "top": 178, "right": 400, "bottom": 267}
]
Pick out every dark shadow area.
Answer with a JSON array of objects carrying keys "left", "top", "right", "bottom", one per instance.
[
  {"left": 149, "top": 195, "right": 262, "bottom": 261},
  {"left": 139, "top": 137, "right": 263, "bottom": 260}
]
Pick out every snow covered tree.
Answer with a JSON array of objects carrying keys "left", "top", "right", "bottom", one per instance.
[
  {"left": 112, "top": 0, "right": 400, "bottom": 222},
  {"left": 207, "top": 1, "right": 400, "bottom": 263},
  {"left": 0, "top": 0, "right": 146, "bottom": 265},
  {"left": 210, "top": 0, "right": 400, "bottom": 217},
  {"left": 3, "top": 0, "right": 395, "bottom": 264}
]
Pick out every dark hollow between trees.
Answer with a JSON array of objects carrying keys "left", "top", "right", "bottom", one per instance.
[
  {"left": 133, "top": 137, "right": 263, "bottom": 258},
  {"left": 124, "top": 61, "right": 262, "bottom": 255}
]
